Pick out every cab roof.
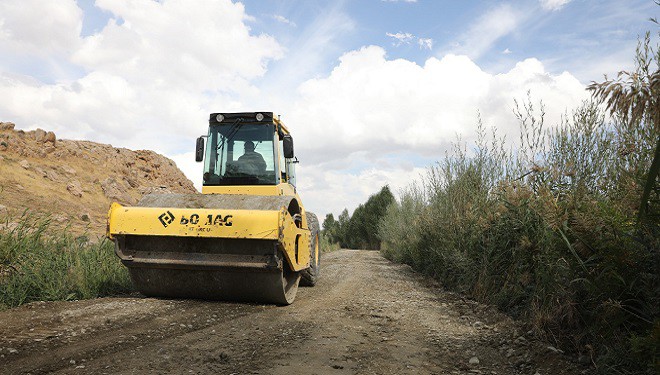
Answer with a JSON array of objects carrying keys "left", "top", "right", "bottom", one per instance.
[{"left": 209, "top": 112, "right": 290, "bottom": 135}]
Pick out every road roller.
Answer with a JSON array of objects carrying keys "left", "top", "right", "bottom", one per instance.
[{"left": 107, "top": 112, "right": 320, "bottom": 304}]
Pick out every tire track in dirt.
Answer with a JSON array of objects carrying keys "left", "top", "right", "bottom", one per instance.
[{"left": 0, "top": 250, "right": 590, "bottom": 374}]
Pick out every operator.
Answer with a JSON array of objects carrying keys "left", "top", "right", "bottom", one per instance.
[{"left": 237, "top": 141, "right": 267, "bottom": 174}]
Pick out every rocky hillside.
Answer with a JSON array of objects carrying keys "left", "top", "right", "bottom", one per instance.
[{"left": 0, "top": 121, "right": 197, "bottom": 236}]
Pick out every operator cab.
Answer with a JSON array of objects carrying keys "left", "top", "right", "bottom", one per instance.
[{"left": 196, "top": 112, "right": 297, "bottom": 188}]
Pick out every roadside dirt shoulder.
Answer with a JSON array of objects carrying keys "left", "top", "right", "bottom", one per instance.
[{"left": 0, "top": 250, "right": 590, "bottom": 374}]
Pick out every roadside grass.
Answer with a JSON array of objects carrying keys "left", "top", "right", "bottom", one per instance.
[
  {"left": 320, "top": 233, "right": 341, "bottom": 252},
  {"left": 0, "top": 211, "right": 133, "bottom": 310},
  {"left": 379, "top": 40, "right": 659, "bottom": 375}
]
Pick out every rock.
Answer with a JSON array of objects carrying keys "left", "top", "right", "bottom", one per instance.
[
  {"left": 80, "top": 213, "right": 90, "bottom": 222},
  {"left": 469, "top": 356, "right": 480, "bottom": 365},
  {"left": 0, "top": 204, "right": 7, "bottom": 214},
  {"left": 34, "top": 128, "right": 46, "bottom": 142},
  {"left": 45, "top": 169, "right": 61, "bottom": 182},
  {"left": 19, "top": 159, "right": 30, "bottom": 169},
  {"left": 101, "top": 178, "right": 132, "bottom": 203},
  {"left": 45, "top": 131, "right": 56, "bottom": 143},
  {"left": 7, "top": 348, "right": 18, "bottom": 354},
  {"left": 123, "top": 176, "right": 138, "bottom": 188},
  {"left": 0, "top": 122, "right": 15, "bottom": 131},
  {"left": 67, "top": 180, "right": 83, "bottom": 198},
  {"left": 0, "top": 155, "right": 4, "bottom": 161},
  {"left": 506, "top": 348, "right": 515, "bottom": 358},
  {"left": 62, "top": 165, "right": 76, "bottom": 175},
  {"left": 139, "top": 186, "right": 172, "bottom": 195},
  {"left": 473, "top": 321, "right": 484, "bottom": 329}
]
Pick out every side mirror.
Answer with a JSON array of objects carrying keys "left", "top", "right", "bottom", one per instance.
[
  {"left": 195, "top": 137, "right": 205, "bottom": 162},
  {"left": 283, "top": 134, "right": 294, "bottom": 158}
]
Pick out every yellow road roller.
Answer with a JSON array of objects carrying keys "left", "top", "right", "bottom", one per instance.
[{"left": 107, "top": 112, "right": 320, "bottom": 304}]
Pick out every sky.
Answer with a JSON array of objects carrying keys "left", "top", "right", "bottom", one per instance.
[{"left": 0, "top": 0, "right": 657, "bottom": 219}]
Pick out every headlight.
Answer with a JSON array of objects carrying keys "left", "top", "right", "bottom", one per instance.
[
  {"left": 255, "top": 113, "right": 264, "bottom": 121},
  {"left": 216, "top": 114, "right": 224, "bottom": 122}
]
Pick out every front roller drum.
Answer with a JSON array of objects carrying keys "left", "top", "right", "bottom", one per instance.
[
  {"left": 127, "top": 265, "right": 300, "bottom": 305},
  {"left": 115, "top": 235, "right": 301, "bottom": 305}
]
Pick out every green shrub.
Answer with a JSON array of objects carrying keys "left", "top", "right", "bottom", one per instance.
[
  {"left": 0, "top": 212, "right": 133, "bottom": 309},
  {"left": 379, "top": 36, "right": 660, "bottom": 373},
  {"left": 319, "top": 232, "right": 340, "bottom": 253}
]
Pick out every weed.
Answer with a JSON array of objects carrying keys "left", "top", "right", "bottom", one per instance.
[
  {"left": 0, "top": 211, "right": 132, "bottom": 310},
  {"left": 379, "top": 38, "right": 660, "bottom": 373}
]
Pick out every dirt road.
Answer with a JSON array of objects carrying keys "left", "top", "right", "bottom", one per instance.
[{"left": 0, "top": 250, "right": 589, "bottom": 374}]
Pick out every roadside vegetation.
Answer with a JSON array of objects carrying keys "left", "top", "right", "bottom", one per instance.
[
  {"left": 379, "top": 34, "right": 659, "bottom": 374},
  {"left": 319, "top": 232, "right": 341, "bottom": 253},
  {"left": 0, "top": 211, "right": 132, "bottom": 310},
  {"left": 322, "top": 186, "right": 394, "bottom": 250}
]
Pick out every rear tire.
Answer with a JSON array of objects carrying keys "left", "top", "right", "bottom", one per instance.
[{"left": 300, "top": 212, "right": 320, "bottom": 286}]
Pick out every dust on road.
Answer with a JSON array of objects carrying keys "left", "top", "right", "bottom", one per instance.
[{"left": 0, "top": 250, "right": 589, "bottom": 374}]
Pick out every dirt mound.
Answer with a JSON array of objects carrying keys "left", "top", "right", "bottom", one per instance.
[{"left": 0, "top": 121, "right": 196, "bottom": 236}]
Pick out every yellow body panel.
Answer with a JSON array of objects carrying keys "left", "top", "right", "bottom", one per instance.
[
  {"left": 108, "top": 203, "right": 279, "bottom": 240},
  {"left": 201, "top": 183, "right": 296, "bottom": 197},
  {"left": 279, "top": 212, "right": 311, "bottom": 270},
  {"left": 107, "top": 202, "right": 311, "bottom": 271}
]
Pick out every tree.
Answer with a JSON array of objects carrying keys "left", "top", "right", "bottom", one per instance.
[
  {"left": 322, "top": 213, "right": 338, "bottom": 243},
  {"left": 336, "top": 208, "right": 350, "bottom": 247},
  {"left": 342, "top": 185, "right": 396, "bottom": 249}
]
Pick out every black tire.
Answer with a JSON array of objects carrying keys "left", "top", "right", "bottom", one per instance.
[{"left": 300, "top": 212, "right": 320, "bottom": 286}]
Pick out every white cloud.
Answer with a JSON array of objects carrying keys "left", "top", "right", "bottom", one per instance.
[
  {"left": 288, "top": 46, "right": 587, "bottom": 215},
  {"left": 0, "top": 0, "right": 283, "bottom": 155},
  {"left": 449, "top": 4, "right": 524, "bottom": 59},
  {"left": 418, "top": 38, "right": 433, "bottom": 50},
  {"left": 540, "top": 0, "right": 572, "bottom": 11},
  {"left": 502, "top": 48, "right": 512, "bottom": 54},
  {"left": 73, "top": 0, "right": 283, "bottom": 93},
  {"left": 0, "top": 0, "right": 82, "bottom": 56},
  {"left": 272, "top": 14, "right": 296, "bottom": 27},
  {"left": 0, "top": 0, "right": 592, "bottom": 220},
  {"left": 386, "top": 32, "right": 415, "bottom": 46},
  {"left": 298, "top": 163, "right": 427, "bottom": 218}
]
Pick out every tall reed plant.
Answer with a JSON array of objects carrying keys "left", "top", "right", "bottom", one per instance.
[
  {"left": 0, "top": 211, "right": 132, "bottom": 309},
  {"left": 379, "top": 37, "right": 659, "bottom": 374}
]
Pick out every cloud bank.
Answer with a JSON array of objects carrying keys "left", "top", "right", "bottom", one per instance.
[
  {"left": 0, "top": 0, "right": 589, "bottom": 218},
  {"left": 287, "top": 46, "right": 586, "bottom": 214}
]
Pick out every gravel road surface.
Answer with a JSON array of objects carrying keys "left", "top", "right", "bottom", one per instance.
[{"left": 0, "top": 250, "right": 590, "bottom": 374}]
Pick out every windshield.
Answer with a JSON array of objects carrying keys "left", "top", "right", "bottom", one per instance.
[{"left": 203, "top": 123, "right": 277, "bottom": 185}]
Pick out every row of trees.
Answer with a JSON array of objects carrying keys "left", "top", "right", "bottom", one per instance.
[{"left": 322, "top": 185, "right": 394, "bottom": 250}]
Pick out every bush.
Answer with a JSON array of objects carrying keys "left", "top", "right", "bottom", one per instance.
[
  {"left": 319, "top": 232, "right": 340, "bottom": 253},
  {"left": 379, "top": 36, "right": 660, "bottom": 373},
  {"left": 0, "top": 212, "right": 133, "bottom": 309}
]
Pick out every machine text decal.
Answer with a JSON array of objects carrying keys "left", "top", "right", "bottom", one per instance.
[{"left": 178, "top": 213, "right": 233, "bottom": 227}]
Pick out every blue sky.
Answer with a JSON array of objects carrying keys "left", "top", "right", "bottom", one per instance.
[
  {"left": 247, "top": 0, "right": 655, "bottom": 81},
  {"left": 0, "top": 0, "right": 657, "bottom": 218}
]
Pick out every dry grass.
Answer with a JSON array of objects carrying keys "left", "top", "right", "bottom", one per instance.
[{"left": 379, "top": 86, "right": 659, "bottom": 373}]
